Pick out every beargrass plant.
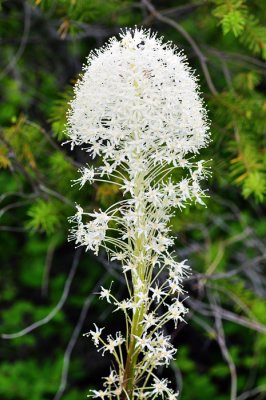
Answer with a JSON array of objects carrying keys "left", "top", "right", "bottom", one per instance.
[{"left": 67, "top": 28, "right": 210, "bottom": 400}]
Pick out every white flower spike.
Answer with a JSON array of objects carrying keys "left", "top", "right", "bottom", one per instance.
[{"left": 68, "top": 27, "right": 210, "bottom": 400}]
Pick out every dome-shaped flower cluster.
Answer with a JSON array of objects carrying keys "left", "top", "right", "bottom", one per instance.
[
  {"left": 67, "top": 27, "right": 210, "bottom": 400},
  {"left": 67, "top": 28, "right": 209, "bottom": 174}
]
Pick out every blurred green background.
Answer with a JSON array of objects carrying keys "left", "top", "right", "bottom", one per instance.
[{"left": 0, "top": 0, "right": 266, "bottom": 399}]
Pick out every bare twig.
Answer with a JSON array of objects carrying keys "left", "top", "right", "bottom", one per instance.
[
  {"left": 187, "top": 253, "right": 266, "bottom": 283},
  {"left": 204, "top": 47, "right": 266, "bottom": 72},
  {"left": 0, "top": 191, "right": 37, "bottom": 204},
  {"left": 1, "top": 249, "right": 81, "bottom": 339},
  {"left": 0, "top": 226, "right": 28, "bottom": 232},
  {"left": 39, "top": 184, "right": 75, "bottom": 207},
  {"left": 42, "top": 243, "right": 56, "bottom": 297},
  {"left": 159, "top": 3, "right": 201, "bottom": 17},
  {"left": 53, "top": 273, "right": 109, "bottom": 400},
  {"left": 187, "top": 297, "right": 266, "bottom": 334},
  {"left": 170, "top": 362, "right": 183, "bottom": 396},
  {"left": 207, "top": 283, "right": 257, "bottom": 321},
  {"left": 237, "top": 385, "right": 266, "bottom": 400},
  {"left": 218, "top": 308, "right": 266, "bottom": 335},
  {"left": 209, "top": 292, "right": 237, "bottom": 400},
  {"left": 0, "top": 199, "right": 32, "bottom": 218},
  {"left": 0, "top": 2, "right": 31, "bottom": 79}
]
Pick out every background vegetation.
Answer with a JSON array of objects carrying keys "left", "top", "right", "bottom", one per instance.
[{"left": 0, "top": 0, "right": 266, "bottom": 399}]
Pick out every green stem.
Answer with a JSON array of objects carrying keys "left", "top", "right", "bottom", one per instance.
[
  {"left": 122, "top": 302, "right": 145, "bottom": 399},
  {"left": 122, "top": 171, "right": 147, "bottom": 399}
]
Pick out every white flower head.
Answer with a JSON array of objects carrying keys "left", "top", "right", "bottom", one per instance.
[{"left": 67, "top": 27, "right": 209, "bottom": 168}]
